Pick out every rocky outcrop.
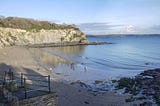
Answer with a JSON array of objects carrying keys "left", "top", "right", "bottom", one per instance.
[
  {"left": 114, "top": 68, "right": 160, "bottom": 105},
  {"left": 0, "top": 27, "right": 88, "bottom": 48}
]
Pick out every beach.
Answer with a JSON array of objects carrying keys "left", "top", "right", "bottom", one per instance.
[
  {"left": 0, "top": 46, "right": 145, "bottom": 106},
  {"left": 0, "top": 0, "right": 159, "bottom": 105}
]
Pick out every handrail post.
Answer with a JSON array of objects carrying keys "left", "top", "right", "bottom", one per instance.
[
  {"left": 8, "top": 68, "right": 12, "bottom": 80},
  {"left": 4, "top": 71, "right": 6, "bottom": 84},
  {"left": 48, "top": 75, "right": 51, "bottom": 93},
  {"left": 11, "top": 71, "right": 14, "bottom": 80},
  {"left": 21, "top": 73, "right": 23, "bottom": 87},
  {"left": 24, "top": 78, "right": 27, "bottom": 99}
]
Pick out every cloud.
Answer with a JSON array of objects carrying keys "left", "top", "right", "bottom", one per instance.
[
  {"left": 77, "top": 22, "right": 124, "bottom": 35},
  {"left": 77, "top": 23, "right": 160, "bottom": 34},
  {"left": 150, "top": 25, "right": 160, "bottom": 30},
  {"left": 126, "top": 25, "right": 136, "bottom": 33},
  {"left": 142, "top": 25, "right": 160, "bottom": 34},
  {"left": 132, "top": 25, "right": 160, "bottom": 34}
]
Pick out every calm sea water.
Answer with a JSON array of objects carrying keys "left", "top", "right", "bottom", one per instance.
[{"left": 32, "top": 35, "right": 160, "bottom": 84}]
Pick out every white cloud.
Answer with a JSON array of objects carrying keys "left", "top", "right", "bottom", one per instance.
[
  {"left": 77, "top": 22, "right": 160, "bottom": 35},
  {"left": 77, "top": 22, "right": 124, "bottom": 35},
  {"left": 126, "top": 25, "right": 136, "bottom": 33}
]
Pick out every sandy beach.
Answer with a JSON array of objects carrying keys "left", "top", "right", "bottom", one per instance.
[{"left": 0, "top": 46, "right": 144, "bottom": 106}]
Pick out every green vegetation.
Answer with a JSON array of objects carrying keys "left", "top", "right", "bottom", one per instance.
[
  {"left": 116, "top": 77, "right": 134, "bottom": 89},
  {"left": 0, "top": 16, "right": 79, "bottom": 31},
  {"left": 80, "top": 37, "right": 86, "bottom": 41},
  {"left": 116, "top": 77, "right": 139, "bottom": 95},
  {"left": 6, "top": 38, "right": 9, "bottom": 42},
  {"left": 7, "top": 32, "right": 12, "bottom": 36},
  {"left": 6, "top": 32, "right": 17, "bottom": 40},
  {"left": 69, "top": 36, "right": 73, "bottom": 41},
  {"left": 94, "top": 80, "right": 103, "bottom": 84},
  {"left": 60, "top": 36, "right": 65, "bottom": 42},
  {"left": 111, "top": 80, "right": 117, "bottom": 83}
]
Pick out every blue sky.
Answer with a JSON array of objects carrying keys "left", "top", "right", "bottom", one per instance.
[{"left": 0, "top": 0, "right": 160, "bottom": 34}]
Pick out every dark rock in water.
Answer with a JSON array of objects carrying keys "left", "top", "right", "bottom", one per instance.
[
  {"left": 145, "top": 63, "right": 150, "bottom": 65},
  {"left": 94, "top": 80, "right": 103, "bottom": 84},
  {"left": 84, "top": 101, "right": 89, "bottom": 104},
  {"left": 145, "top": 62, "right": 155, "bottom": 66},
  {"left": 115, "top": 68, "right": 160, "bottom": 105}
]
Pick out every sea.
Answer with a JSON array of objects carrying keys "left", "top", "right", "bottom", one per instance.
[{"left": 31, "top": 34, "right": 160, "bottom": 85}]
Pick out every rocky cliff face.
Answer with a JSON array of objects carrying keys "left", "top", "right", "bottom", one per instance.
[{"left": 0, "top": 27, "right": 88, "bottom": 47}]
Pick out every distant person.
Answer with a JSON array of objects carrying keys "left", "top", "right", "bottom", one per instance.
[
  {"left": 71, "top": 63, "right": 75, "bottom": 70},
  {"left": 84, "top": 66, "right": 87, "bottom": 72}
]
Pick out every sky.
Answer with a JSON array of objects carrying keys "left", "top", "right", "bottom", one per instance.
[{"left": 0, "top": 0, "right": 160, "bottom": 35}]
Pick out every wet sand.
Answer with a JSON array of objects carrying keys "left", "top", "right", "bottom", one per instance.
[{"left": 0, "top": 46, "right": 143, "bottom": 106}]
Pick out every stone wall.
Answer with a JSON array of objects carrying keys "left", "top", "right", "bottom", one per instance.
[{"left": 18, "top": 93, "right": 58, "bottom": 106}]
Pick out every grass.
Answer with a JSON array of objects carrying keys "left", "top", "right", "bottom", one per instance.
[{"left": 0, "top": 16, "right": 79, "bottom": 31}]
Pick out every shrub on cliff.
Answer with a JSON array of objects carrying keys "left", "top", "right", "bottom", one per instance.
[{"left": 0, "top": 16, "right": 79, "bottom": 31}]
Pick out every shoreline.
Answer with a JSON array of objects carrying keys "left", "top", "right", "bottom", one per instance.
[
  {"left": 0, "top": 46, "right": 146, "bottom": 106},
  {"left": 16, "top": 41, "right": 113, "bottom": 48}
]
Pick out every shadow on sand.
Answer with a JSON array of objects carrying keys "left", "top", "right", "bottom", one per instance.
[{"left": 0, "top": 63, "right": 52, "bottom": 100}]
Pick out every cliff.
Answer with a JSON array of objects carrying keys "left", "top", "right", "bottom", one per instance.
[
  {"left": 0, "top": 17, "right": 88, "bottom": 48},
  {"left": 0, "top": 27, "right": 88, "bottom": 47}
]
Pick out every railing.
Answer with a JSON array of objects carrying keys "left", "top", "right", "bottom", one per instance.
[
  {"left": 21, "top": 73, "right": 51, "bottom": 99},
  {"left": 3, "top": 70, "right": 51, "bottom": 99}
]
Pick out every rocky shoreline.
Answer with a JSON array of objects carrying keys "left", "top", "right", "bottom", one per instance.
[
  {"left": 112, "top": 68, "right": 160, "bottom": 105},
  {"left": 23, "top": 41, "right": 112, "bottom": 48},
  {"left": 69, "top": 68, "right": 160, "bottom": 105}
]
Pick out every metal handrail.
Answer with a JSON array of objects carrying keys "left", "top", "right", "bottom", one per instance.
[{"left": 3, "top": 71, "right": 51, "bottom": 99}]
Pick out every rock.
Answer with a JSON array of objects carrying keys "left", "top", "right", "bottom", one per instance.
[
  {"left": 115, "top": 68, "right": 160, "bottom": 105},
  {"left": 84, "top": 101, "right": 89, "bottom": 104},
  {"left": 70, "top": 80, "right": 91, "bottom": 89},
  {"left": 0, "top": 27, "right": 88, "bottom": 48}
]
